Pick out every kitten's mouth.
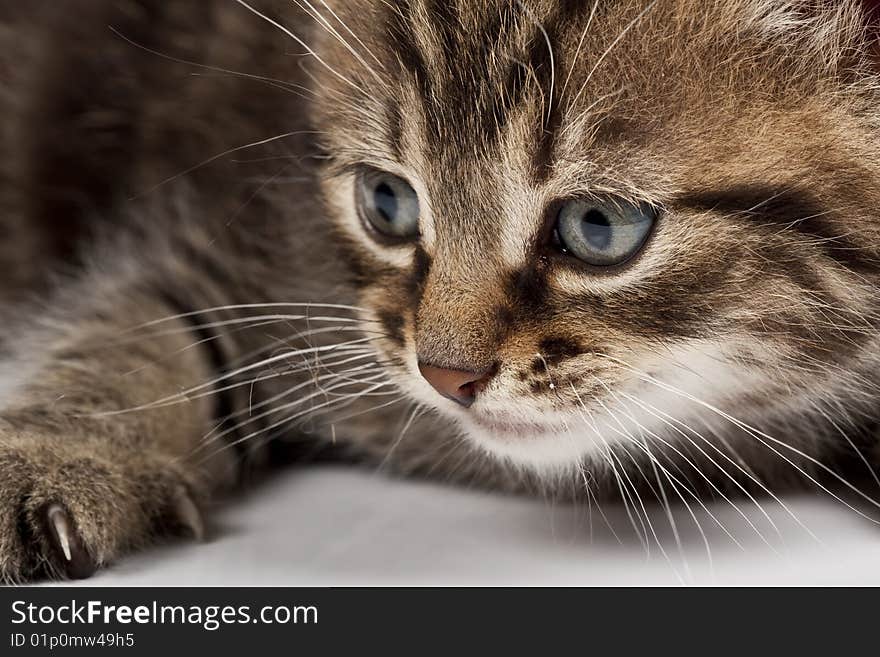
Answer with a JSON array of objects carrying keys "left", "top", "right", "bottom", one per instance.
[
  {"left": 462, "top": 412, "right": 588, "bottom": 468},
  {"left": 468, "top": 415, "right": 569, "bottom": 440}
]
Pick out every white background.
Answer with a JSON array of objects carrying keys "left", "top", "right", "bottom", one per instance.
[{"left": 66, "top": 465, "right": 880, "bottom": 586}]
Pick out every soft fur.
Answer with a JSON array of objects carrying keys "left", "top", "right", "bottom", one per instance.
[{"left": 2, "top": 0, "right": 880, "bottom": 581}]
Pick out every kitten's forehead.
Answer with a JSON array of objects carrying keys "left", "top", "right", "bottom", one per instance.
[{"left": 320, "top": 0, "right": 861, "bottom": 163}]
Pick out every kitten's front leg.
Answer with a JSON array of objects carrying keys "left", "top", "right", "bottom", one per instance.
[{"left": 0, "top": 286, "right": 237, "bottom": 581}]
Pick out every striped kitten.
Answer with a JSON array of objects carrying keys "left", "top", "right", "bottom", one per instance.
[{"left": 2, "top": 0, "right": 880, "bottom": 581}]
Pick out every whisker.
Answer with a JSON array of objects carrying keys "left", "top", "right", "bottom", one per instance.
[
  {"left": 120, "top": 318, "right": 368, "bottom": 347},
  {"left": 376, "top": 403, "right": 425, "bottom": 471},
  {"left": 809, "top": 400, "right": 880, "bottom": 492},
  {"left": 560, "top": 0, "right": 600, "bottom": 98},
  {"left": 126, "top": 302, "right": 367, "bottom": 332},
  {"left": 615, "top": 440, "right": 689, "bottom": 583},
  {"left": 578, "top": 466, "right": 625, "bottom": 546},
  {"left": 606, "top": 387, "right": 778, "bottom": 552},
  {"left": 87, "top": 337, "right": 378, "bottom": 417},
  {"left": 571, "top": 384, "right": 717, "bottom": 570},
  {"left": 195, "top": 377, "right": 393, "bottom": 461},
  {"left": 591, "top": 390, "right": 741, "bottom": 557},
  {"left": 195, "top": 360, "right": 385, "bottom": 433},
  {"left": 618, "top": 390, "right": 791, "bottom": 547},
  {"left": 232, "top": 0, "right": 366, "bottom": 94},
  {"left": 133, "top": 131, "right": 305, "bottom": 199},
  {"left": 597, "top": 353, "right": 880, "bottom": 525},
  {"left": 574, "top": 400, "right": 651, "bottom": 552},
  {"left": 108, "top": 26, "right": 313, "bottom": 98},
  {"left": 294, "top": 0, "right": 387, "bottom": 86},
  {"left": 317, "top": 394, "right": 408, "bottom": 427},
  {"left": 517, "top": 1, "right": 556, "bottom": 125},
  {"left": 570, "top": 1, "right": 658, "bottom": 109}
]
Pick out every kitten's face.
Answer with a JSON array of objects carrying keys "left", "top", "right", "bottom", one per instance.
[{"left": 309, "top": 0, "right": 880, "bottom": 470}]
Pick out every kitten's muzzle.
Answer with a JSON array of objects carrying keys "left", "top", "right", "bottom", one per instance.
[{"left": 417, "top": 362, "right": 495, "bottom": 408}]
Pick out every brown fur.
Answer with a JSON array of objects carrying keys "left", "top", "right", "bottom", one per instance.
[{"left": 2, "top": 0, "right": 880, "bottom": 581}]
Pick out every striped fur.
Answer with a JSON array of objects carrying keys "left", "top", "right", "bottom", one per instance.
[{"left": 1, "top": 0, "right": 880, "bottom": 580}]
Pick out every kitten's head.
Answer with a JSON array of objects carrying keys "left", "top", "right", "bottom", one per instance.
[{"left": 307, "top": 0, "right": 880, "bottom": 471}]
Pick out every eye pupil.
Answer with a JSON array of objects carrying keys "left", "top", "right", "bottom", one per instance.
[
  {"left": 374, "top": 182, "right": 398, "bottom": 223},
  {"left": 581, "top": 209, "right": 612, "bottom": 250}
]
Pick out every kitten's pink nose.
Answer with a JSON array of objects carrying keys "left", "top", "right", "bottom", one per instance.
[{"left": 417, "top": 362, "right": 494, "bottom": 408}]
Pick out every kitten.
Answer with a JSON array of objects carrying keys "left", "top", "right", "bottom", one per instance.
[{"left": 2, "top": 0, "right": 880, "bottom": 581}]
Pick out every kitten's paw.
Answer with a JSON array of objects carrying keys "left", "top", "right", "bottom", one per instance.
[{"left": 0, "top": 434, "right": 205, "bottom": 582}]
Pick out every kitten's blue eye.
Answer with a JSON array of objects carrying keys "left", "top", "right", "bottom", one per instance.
[
  {"left": 555, "top": 198, "right": 656, "bottom": 266},
  {"left": 357, "top": 169, "right": 420, "bottom": 240}
]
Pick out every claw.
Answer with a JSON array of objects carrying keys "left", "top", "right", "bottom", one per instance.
[
  {"left": 48, "top": 505, "right": 73, "bottom": 562},
  {"left": 173, "top": 488, "right": 204, "bottom": 542},
  {"left": 45, "top": 504, "right": 97, "bottom": 580}
]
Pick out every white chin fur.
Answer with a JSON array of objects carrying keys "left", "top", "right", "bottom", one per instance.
[
  {"left": 456, "top": 406, "right": 665, "bottom": 472},
  {"left": 462, "top": 422, "right": 597, "bottom": 471}
]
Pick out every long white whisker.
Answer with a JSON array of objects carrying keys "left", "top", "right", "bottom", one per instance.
[
  {"left": 590, "top": 390, "right": 737, "bottom": 562},
  {"left": 622, "top": 390, "right": 813, "bottom": 544},
  {"left": 295, "top": 0, "right": 386, "bottom": 86},
  {"left": 573, "top": 395, "right": 651, "bottom": 552},
  {"left": 578, "top": 465, "right": 625, "bottom": 546},
  {"left": 108, "top": 26, "right": 312, "bottom": 98},
  {"left": 232, "top": 0, "right": 366, "bottom": 94},
  {"left": 88, "top": 337, "right": 377, "bottom": 416},
  {"left": 376, "top": 403, "right": 425, "bottom": 471},
  {"left": 196, "top": 377, "right": 393, "bottom": 460},
  {"left": 127, "top": 302, "right": 367, "bottom": 332},
  {"left": 560, "top": 0, "right": 599, "bottom": 97},
  {"left": 809, "top": 400, "right": 880, "bottom": 492},
  {"left": 598, "top": 353, "right": 880, "bottom": 524},
  {"left": 608, "top": 388, "right": 777, "bottom": 552},
  {"left": 615, "top": 439, "right": 688, "bottom": 584},
  {"left": 197, "top": 361, "right": 385, "bottom": 437}
]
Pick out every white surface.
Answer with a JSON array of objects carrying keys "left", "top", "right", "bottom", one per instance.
[{"left": 59, "top": 465, "right": 880, "bottom": 586}]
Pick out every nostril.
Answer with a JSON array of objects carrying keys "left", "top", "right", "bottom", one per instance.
[
  {"left": 417, "top": 362, "right": 495, "bottom": 408},
  {"left": 455, "top": 381, "right": 478, "bottom": 406}
]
